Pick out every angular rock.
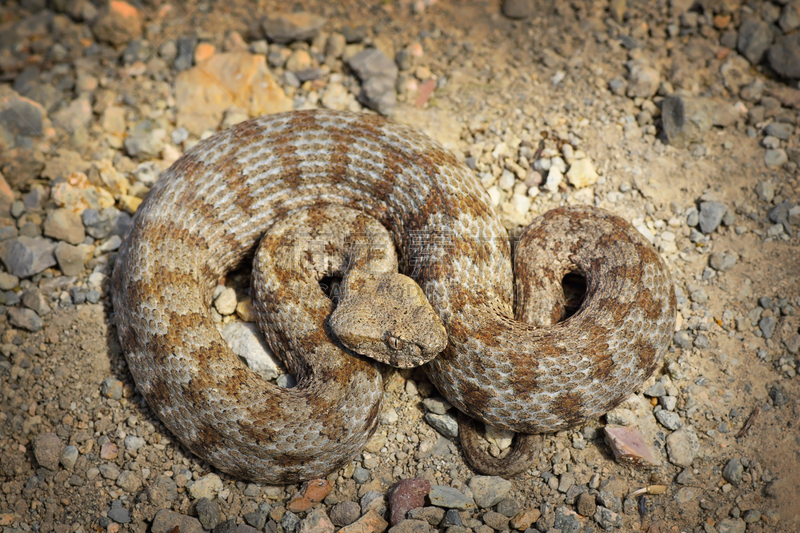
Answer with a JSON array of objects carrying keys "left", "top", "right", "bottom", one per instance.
[
  {"left": 428, "top": 486, "right": 475, "bottom": 510},
  {"left": 698, "top": 201, "right": 728, "bottom": 234},
  {"left": 594, "top": 506, "right": 624, "bottom": 529},
  {"left": 1, "top": 147, "right": 45, "bottom": 189},
  {"left": 388, "top": 478, "right": 431, "bottom": 526},
  {"left": 221, "top": 322, "right": 281, "bottom": 379},
  {"left": 468, "top": 476, "right": 513, "bottom": 508},
  {"left": 54, "top": 241, "right": 86, "bottom": 277},
  {"left": 175, "top": 52, "right": 292, "bottom": 136},
  {"left": 509, "top": 508, "right": 541, "bottom": 530},
  {"left": 338, "top": 510, "right": 388, "bottom": 533},
  {"left": 214, "top": 287, "right": 237, "bottom": 316},
  {"left": 0, "top": 271, "right": 19, "bottom": 290},
  {"left": 167, "top": 35, "right": 195, "bottom": 72},
  {"left": 44, "top": 208, "right": 85, "bottom": 245},
  {"left": 299, "top": 508, "right": 335, "bottom": 533},
  {"left": 424, "top": 412, "right": 458, "bottom": 439},
  {"left": 92, "top": 0, "right": 143, "bottom": 46},
  {"left": 0, "top": 91, "right": 47, "bottom": 139},
  {"left": 60, "top": 445, "right": 79, "bottom": 470},
  {"left": 262, "top": 12, "right": 326, "bottom": 44},
  {"left": 565, "top": 159, "right": 598, "bottom": 189},
  {"left": 41, "top": 150, "right": 91, "bottom": 182},
  {"left": 347, "top": 48, "right": 399, "bottom": 115},
  {"left": 553, "top": 506, "right": 585, "bottom": 533},
  {"left": 348, "top": 48, "right": 399, "bottom": 81},
  {"left": 82, "top": 207, "right": 130, "bottom": 240},
  {"left": 108, "top": 500, "right": 131, "bottom": 524},
  {"left": 765, "top": 149, "right": 788, "bottom": 168},
  {"left": 737, "top": 18, "right": 773, "bottom": 65},
  {"left": 408, "top": 509, "right": 445, "bottom": 530},
  {"left": 655, "top": 410, "right": 682, "bottom": 431},
  {"left": 767, "top": 33, "right": 800, "bottom": 79},
  {"left": 779, "top": 2, "right": 800, "bottom": 33},
  {"left": 147, "top": 475, "right": 179, "bottom": 504},
  {"left": 709, "top": 251, "right": 738, "bottom": 272},
  {"left": 243, "top": 505, "right": 269, "bottom": 530},
  {"left": 360, "top": 76, "right": 397, "bottom": 116},
  {"left": 482, "top": 511, "right": 509, "bottom": 530},
  {"left": 50, "top": 96, "right": 92, "bottom": 133},
  {"left": 195, "top": 497, "right": 222, "bottom": 530},
  {"left": 33, "top": 432, "right": 62, "bottom": 470},
  {"left": 151, "top": 509, "right": 203, "bottom": 533},
  {"left": 722, "top": 458, "right": 744, "bottom": 485},
  {"left": 0, "top": 236, "right": 56, "bottom": 278},
  {"left": 187, "top": 473, "right": 222, "bottom": 500},
  {"left": 666, "top": 425, "right": 702, "bottom": 467},
  {"left": 661, "top": 96, "right": 739, "bottom": 148},
  {"left": 22, "top": 288, "right": 50, "bottom": 316},
  {"left": 603, "top": 426, "right": 660, "bottom": 467},
  {"left": 287, "top": 479, "right": 333, "bottom": 513}
]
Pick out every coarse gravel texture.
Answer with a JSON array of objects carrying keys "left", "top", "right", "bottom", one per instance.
[{"left": 0, "top": 0, "right": 799, "bottom": 533}]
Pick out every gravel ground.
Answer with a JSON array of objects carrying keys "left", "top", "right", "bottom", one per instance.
[{"left": 0, "top": 1, "right": 799, "bottom": 532}]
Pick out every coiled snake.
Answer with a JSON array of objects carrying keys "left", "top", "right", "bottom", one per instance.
[{"left": 111, "top": 109, "right": 676, "bottom": 483}]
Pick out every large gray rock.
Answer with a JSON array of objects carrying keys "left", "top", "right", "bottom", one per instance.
[
  {"left": 348, "top": 48, "right": 399, "bottom": 80},
  {"left": 44, "top": 208, "right": 85, "bottom": 245},
  {"left": 661, "top": 96, "right": 739, "bottom": 148},
  {"left": 347, "top": 48, "right": 399, "bottom": 116},
  {"left": 55, "top": 241, "right": 86, "bottom": 276},
  {"left": 8, "top": 307, "right": 44, "bottom": 332},
  {"left": 698, "top": 201, "right": 728, "bottom": 234},
  {"left": 0, "top": 90, "right": 46, "bottom": 138},
  {"left": 737, "top": 18, "right": 774, "bottom": 65},
  {"left": 0, "top": 236, "right": 56, "bottom": 277},
  {"left": 768, "top": 33, "right": 800, "bottom": 79}
]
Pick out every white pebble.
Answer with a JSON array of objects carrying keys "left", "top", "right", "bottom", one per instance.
[
  {"left": 487, "top": 186, "right": 502, "bottom": 206},
  {"left": 214, "top": 288, "right": 238, "bottom": 315},
  {"left": 544, "top": 167, "right": 563, "bottom": 192},
  {"left": 511, "top": 194, "right": 532, "bottom": 215}
]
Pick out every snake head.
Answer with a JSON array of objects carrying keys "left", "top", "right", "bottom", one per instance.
[{"left": 329, "top": 273, "right": 447, "bottom": 368}]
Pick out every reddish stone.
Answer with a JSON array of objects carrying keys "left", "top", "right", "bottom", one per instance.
[
  {"left": 286, "top": 479, "right": 333, "bottom": 513},
  {"left": 604, "top": 426, "right": 659, "bottom": 467},
  {"left": 100, "top": 442, "right": 118, "bottom": 460},
  {"left": 91, "top": 0, "right": 143, "bottom": 46},
  {"left": 415, "top": 80, "right": 436, "bottom": 108},
  {"left": 387, "top": 478, "right": 431, "bottom": 526}
]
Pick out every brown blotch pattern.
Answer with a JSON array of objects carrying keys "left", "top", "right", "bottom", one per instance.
[{"left": 112, "top": 110, "right": 676, "bottom": 483}]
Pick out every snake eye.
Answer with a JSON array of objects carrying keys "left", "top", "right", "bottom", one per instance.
[{"left": 387, "top": 335, "right": 404, "bottom": 351}]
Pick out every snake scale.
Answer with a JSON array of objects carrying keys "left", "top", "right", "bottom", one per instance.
[{"left": 111, "top": 109, "right": 676, "bottom": 483}]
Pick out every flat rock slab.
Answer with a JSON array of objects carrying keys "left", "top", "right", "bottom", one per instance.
[
  {"left": 0, "top": 236, "right": 56, "bottom": 278},
  {"left": 175, "top": 52, "right": 293, "bottom": 136}
]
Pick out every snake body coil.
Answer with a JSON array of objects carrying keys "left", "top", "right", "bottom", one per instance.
[{"left": 112, "top": 109, "right": 676, "bottom": 483}]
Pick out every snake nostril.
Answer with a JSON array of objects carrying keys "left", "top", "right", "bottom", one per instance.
[{"left": 561, "top": 272, "right": 587, "bottom": 321}]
